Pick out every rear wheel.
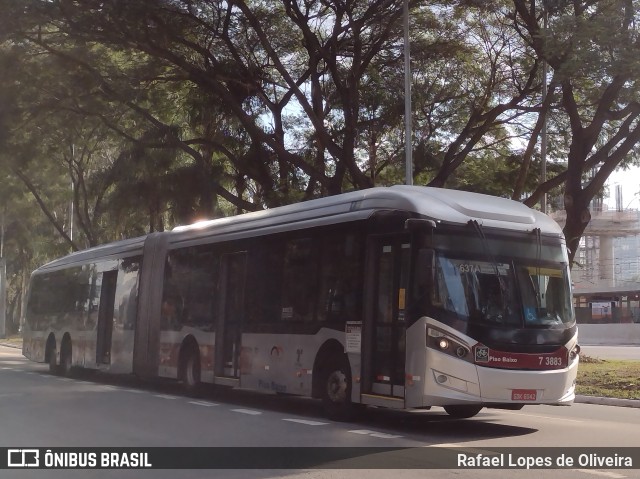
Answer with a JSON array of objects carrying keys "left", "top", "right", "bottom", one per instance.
[
  {"left": 443, "top": 405, "right": 483, "bottom": 419},
  {"left": 320, "top": 355, "right": 356, "bottom": 421},
  {"left": 59, "top": 340, "right": 72, "bottom": 377},
  {"left": 48, "top": 344, "right": 58, "bottom": 375},
  {"left": 181, "top": 348, "right": 202, "bottom": 397}
]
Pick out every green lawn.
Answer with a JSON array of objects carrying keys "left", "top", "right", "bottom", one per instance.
[
  {"left": 0, "top": 336, "right": 22, "bottom": 347},
  {"left": 577, "top": 357, "right": 640, "bottom": 400}
]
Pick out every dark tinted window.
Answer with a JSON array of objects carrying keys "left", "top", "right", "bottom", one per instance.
[
  {"left": 114, "top": 258, "right": 141, "bottom": 331},
  {"left": 162, "top": 246, "right": 218, "bottom": 331},
  {"left": 280, "top": 238, "right": 318, "bottom": 322}
]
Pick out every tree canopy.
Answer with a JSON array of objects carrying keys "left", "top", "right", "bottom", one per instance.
[{"left": 1, "top": 0, "right": 640, "bottom": 328}]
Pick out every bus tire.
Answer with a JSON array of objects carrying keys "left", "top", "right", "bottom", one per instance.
[
  {"left": 180, "top": 347, "right": 202, "bottom": 397},
  {"left": 47, "top": 343, "right": 58, "bottom": 375},
  {"left": 444, "top": 405, "right": 482, "bottom": 419},
  {"left": 320, "top": 355, "right": 355, "bottom": 421},
  {"left": 59, "top": 339, "right": 72, "bottom": 377}
]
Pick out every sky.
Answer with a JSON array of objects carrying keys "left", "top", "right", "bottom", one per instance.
[{"left": 604, "top": 166, "right": 640, "bottom": 211}]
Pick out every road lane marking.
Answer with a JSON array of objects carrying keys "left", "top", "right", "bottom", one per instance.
[
  {"left": 189, "top": 401, "right": 219, "bottom": 407},
  {"left": 433, "top": 443, "right": 499, "bottom": 456},
  {"left": 282, "top": 419, "right": 329, "bottom": 426},
  {"left": 575, "top": 470, "right": 626, "bottom": 478},
  {"left": 232, "top": 409, "right": 262, "bottom": 415},
  {"left": 496, "top": 409, "right": 584, "bottom": 423},
  {"left": 348, "top": 430, "right": 402, "bottom": 439},
  {"left": 1, "top": 367, "right": 14, "bottom": 370},
  {"left": 154, "top": 394, "right": 178, "bottom": 400},
  {"left": 368, "top": 432, "right": 403, "bottom": 439}
]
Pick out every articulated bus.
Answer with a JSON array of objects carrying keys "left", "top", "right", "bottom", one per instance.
[{"left": 22, "top": 186, "right": 579, "bottom": 420}]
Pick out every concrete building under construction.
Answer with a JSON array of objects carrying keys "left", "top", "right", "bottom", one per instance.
[{"left": 551, "top": 185, "right": 640, "bottom": 324}]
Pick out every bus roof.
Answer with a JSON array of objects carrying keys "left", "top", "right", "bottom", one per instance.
[
  {"left": 172, "top": 186, "right": 562, "bottom": 237},
  {"left": 35, "top": 235, "right": 147, "bottom": 272},
  {"left": 35, "top": 186, "right": 562, "bottom": 272}
]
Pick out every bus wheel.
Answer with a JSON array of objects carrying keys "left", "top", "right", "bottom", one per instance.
[
  {"left": 59, "top": 340, "right": 72, "bottom": 377},
  {"left": 321, "top": 356, "right": 355, "bottom": 421},
  {"left": 47, "top": 344, "right": 58, "bottom": 375},
  {"left": 181, "top": 349, "right": 202, "bottom": 397},
  {"left": 443, "top": 405, "right": 482, "bottom": 419}
]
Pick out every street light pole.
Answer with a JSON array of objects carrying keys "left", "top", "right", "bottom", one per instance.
[
  {"left": 541, "top": 6, "right": 548, "bottom": 213},
  {"left": 403, "top": 0, "right": 413, "bottom": 186}
]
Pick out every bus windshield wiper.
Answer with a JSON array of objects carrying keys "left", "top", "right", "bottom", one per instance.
[
  {"left": 532, "top": 227, "right": 543, "bottom": 310},
  {"left": 467, "top": 220, "right": 507, "bottom": 318}
]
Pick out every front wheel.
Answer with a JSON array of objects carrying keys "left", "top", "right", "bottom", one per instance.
[
  {"left": 321, "top": 356, "right": 356, "bottom": 421},
  {"left": 443, "top": 405, "right": 483, "bottom": 419},
  {"left": 59, "top": 341, "right": 73, "bottom": 377}
]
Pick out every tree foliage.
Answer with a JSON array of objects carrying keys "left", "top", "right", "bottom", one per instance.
[
  {"left": 513, "top": 0, "right": 640, "bottom": 262},
  {"left": 1, "top": 0, "right": 640, "bottom": 324}
]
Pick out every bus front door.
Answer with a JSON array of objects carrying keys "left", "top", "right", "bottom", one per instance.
[
  {"left": 363, "top": 237, "right": 410, "bottom": 401},
  {"left": 215, "top": 251, "right": 247, "bottom": 379}
]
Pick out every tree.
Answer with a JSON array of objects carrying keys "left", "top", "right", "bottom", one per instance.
[{"left": 513, "top": 0, "right": 640, "bottom": 263}]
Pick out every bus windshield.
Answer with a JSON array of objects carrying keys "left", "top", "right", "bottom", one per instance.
[
  {"left": 423, "top": 232, "right": 574, "bottom": 328},
  {"left": 433, "top": 256, "right": 573, "bottom": 327}
]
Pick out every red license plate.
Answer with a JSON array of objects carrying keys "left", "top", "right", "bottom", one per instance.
[{"left": 512, "top": 389, "right": 537, "bottom": 401}]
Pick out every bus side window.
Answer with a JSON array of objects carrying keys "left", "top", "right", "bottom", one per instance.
[
  {"left": 317, "top": 232, "right": 362, "bottom": 324},
  {"left": 281, "top": 237, "right": 318, "bottom": 322}
]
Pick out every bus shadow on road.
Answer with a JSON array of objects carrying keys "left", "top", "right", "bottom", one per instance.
[{"left": 40, "top": 365, "right": 538, "bottom": 442}]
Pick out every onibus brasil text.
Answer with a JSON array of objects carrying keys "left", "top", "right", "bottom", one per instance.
[{"left": 36, "top": 451, "right": 151, "bottom": 469}]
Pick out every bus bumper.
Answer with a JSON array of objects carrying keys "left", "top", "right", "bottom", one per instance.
[{"left": 418, "top": 349, "right": 578, "bottom": 407}]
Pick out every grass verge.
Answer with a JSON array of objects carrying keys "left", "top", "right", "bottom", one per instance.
[
  {"left": 0, "top": 336, "right": 23, "bottom": 347},
  {"left": 577, "top": 356, "right": 640, "bottom": 400}
]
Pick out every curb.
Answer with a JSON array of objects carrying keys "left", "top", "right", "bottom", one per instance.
[
  {"left": 575, "top": 395, "right": 640, "bottom": 408},
  {"left": 0, "top": 342, "right": 21, "bottom": 350}
]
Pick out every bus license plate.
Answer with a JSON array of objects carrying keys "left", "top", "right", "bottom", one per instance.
[{"left": 512, "top": 389, "right": 537, "bottom": 401}]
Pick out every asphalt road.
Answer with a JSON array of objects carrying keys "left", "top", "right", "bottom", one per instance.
[
  {"left": 580, "top": 345, "right": 640, "bottom": 360},
  {"left": 1, "top": 345, "right": 639, "bottom": 479}
]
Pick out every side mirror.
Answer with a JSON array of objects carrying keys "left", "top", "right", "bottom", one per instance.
[{"left": 405, "top": 218, "right": 437, "bottom": 232}]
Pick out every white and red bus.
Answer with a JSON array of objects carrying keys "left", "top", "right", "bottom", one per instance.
[{"left": 22, "top": 186, "right": 579, "bottom": 419}]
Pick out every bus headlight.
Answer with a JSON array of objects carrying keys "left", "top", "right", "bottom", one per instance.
[
  {"left": 456, "top": 346, "right": 468, "bottom": 358},
  {"left": 427, "top": 328, "right": 472, "bottom": 362}
]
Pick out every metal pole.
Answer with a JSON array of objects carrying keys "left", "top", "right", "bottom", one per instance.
[
  {"left": 0, "top": 259, "right": 6, "bottom": 339},
  {"left": 70, "top": 144, "right": 75, "bottom": 242},
  {"left": 0, "top": 213, "right": 4, "bottom": 338},
  {"left": 541, "top": 8, "right": 548, "bottom": 214},
  {"left": 403, "top": 0, "right": 413, "bottom": 186},
  {"left": 70, "top": 178, "right": 74, "bottom": 242}
]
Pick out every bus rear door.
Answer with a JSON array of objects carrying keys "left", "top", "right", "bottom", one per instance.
[
  {"left": 96, "top": 270, "right": 118, "bottom": 365},
  {"left": 215, "top": 251, "right": 247, "bottom": 382}
]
